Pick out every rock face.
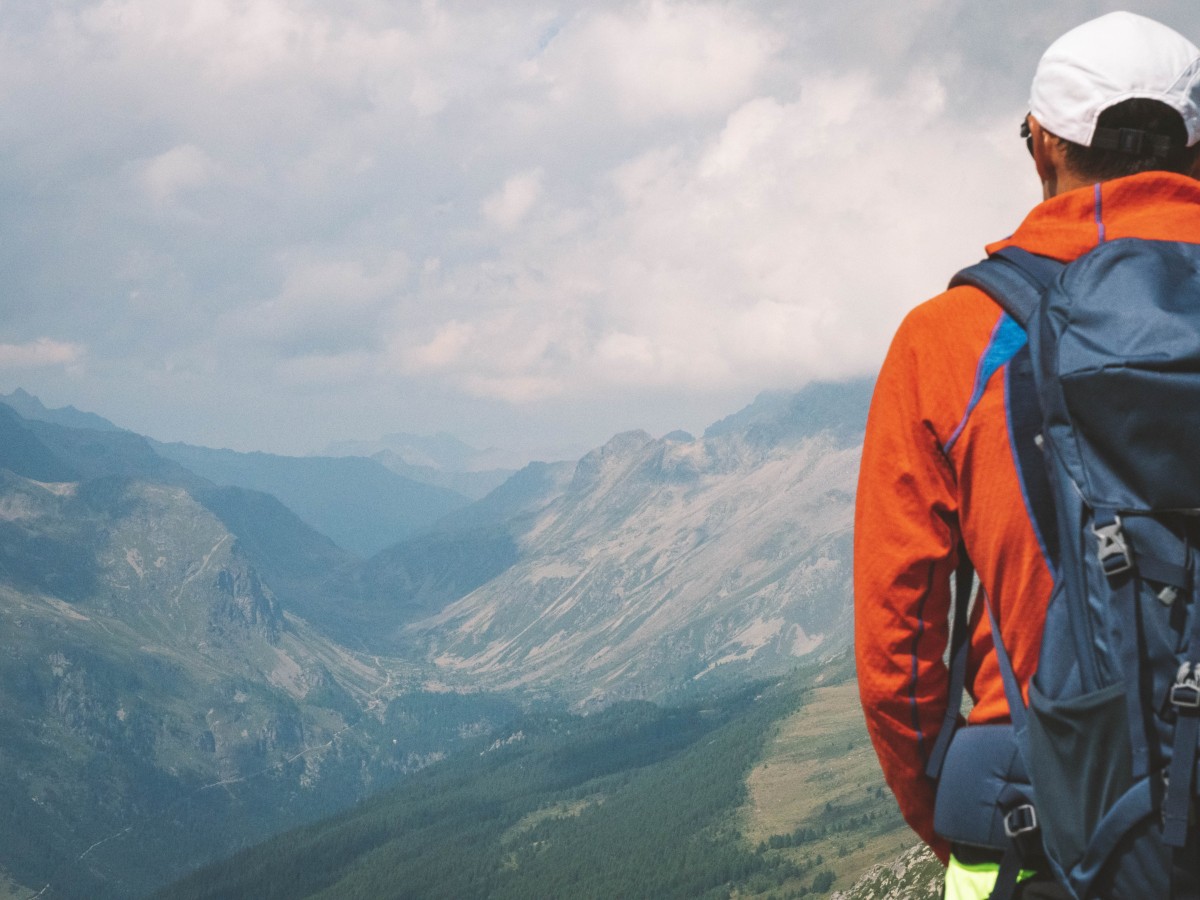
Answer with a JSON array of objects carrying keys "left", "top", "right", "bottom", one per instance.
[
  {"left": 0, "top": 406, "right": 520, "bottom": 899},
  {"left": 0, "top": 470, "right": 374, "bottom": 892},
  {"left": 409, "top": 380, "right": 870, "bottom": 705},
  {"left": 832, "top": 844, "right": 943, "bottom": 899}
]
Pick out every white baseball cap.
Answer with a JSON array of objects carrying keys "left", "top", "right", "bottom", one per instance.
[{"left": 1030, "top": 11, "right": 1200, "bottom": 149}]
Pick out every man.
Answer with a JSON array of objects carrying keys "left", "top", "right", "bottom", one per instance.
[{"left": 854, "top": 11, "right": 1200, "bottom": 899}]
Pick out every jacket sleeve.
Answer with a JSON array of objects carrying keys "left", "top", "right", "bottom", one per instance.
[{"left": 854, "top": 304, "right": 964, "bottom": 862}]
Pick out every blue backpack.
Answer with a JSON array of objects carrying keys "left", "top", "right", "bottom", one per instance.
[{"left": 925, "top": 238, "right": 1200, "bottom": 899}]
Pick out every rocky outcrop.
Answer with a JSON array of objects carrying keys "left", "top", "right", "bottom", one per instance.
[
  {"left": 832, "top": 844, "right": 943, "bottom": 899},
  {"left": 211, "top": 565, "right": 283, "bottom": 643}
]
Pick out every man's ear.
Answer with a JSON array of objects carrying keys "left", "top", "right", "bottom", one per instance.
[{"left": 1029, "top": 117, "right": 1078, "bottom": 198}]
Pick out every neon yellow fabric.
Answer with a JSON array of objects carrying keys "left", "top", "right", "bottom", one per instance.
[{"left": 944, "top": 855, "right": 1036, "bottom": 900}]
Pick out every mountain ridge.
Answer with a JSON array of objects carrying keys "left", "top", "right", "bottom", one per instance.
[
  {"left": 0, "top": 388, "right": 122, "bottom": 433},
  {"left": 407, "top": 378, "right": 871, "bottom": 706}
]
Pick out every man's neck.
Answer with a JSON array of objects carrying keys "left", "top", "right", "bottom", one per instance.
[{"left": 1044, "top": 169, "right": 1093, "bottom": 200}]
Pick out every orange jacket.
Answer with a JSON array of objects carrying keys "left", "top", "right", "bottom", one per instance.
[{"left": 854, "top": 171, "right": 1200, "bottom": 861}]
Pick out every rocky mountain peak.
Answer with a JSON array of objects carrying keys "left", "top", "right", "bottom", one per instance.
[{"left": 567, "top": 429, "right": 655, "bottom": 494}]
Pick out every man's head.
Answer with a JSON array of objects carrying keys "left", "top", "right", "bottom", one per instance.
[{"left": 1027, "top": 11, "right": 1200, "bottom": 196}]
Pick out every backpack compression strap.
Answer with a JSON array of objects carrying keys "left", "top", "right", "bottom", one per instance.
[
  {"left": 949, "top": 247, "right": 1063, "bottom": 328},
  {"left": 924, "top": 554, "right": 975, "bottom": 781}
]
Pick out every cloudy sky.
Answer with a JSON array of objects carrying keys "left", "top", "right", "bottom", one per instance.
[{"left": 1, "top": 1, "right": 1194, "bottom": 461}]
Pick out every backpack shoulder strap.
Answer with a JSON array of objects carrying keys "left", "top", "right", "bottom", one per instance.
[
  {"left": 925, "top": 246, "right": 1065, "bottom": 781},
  {"left": 949, "top": 246, "right": 1063, "bottom": 327}
]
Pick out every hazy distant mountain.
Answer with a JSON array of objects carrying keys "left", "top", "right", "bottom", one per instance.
[
  {"left": 0, "top": 387, "right": 122, "bottom": 432},
  {"left": 0, "top": 403, "right": 80, "bottom": 483},
  {"left": 3, "top": 405, "right": 362, "bottom": 618},
  {"left": 370, "top": 449, "right": 515, "bottom": 501},
  {"left": 20, "top": 412, "right": 200, "bottom": 485},
  {"left": 324, "top": 462, "right": 575, "bottom": 647},
  {"left": 704, "top": 383, "right": 870, "bottom": 444},
  {"left": 325, "top": 430, "right": 526, "bottom": 473},
  {"left": 152, "top": 441, "right": 473, "bottom": 556},
  {"left": 357, "top": 527, "right": 521, "bottom": 624},
  {"left": 408, "top": 379, "right": 873, "bottom": 705},
  {"left": 323, "top": 430, "right": 525, "bottom": 501}
]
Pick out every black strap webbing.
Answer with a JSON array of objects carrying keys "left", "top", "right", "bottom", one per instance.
[
  {"left": 925, "top": 553, "right": 976, "bottom": 780},
  {"left": 990, "top": 844, "right": 1025, "bottom": 900}
]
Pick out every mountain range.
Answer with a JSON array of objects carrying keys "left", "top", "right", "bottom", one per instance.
[
  {"left": 150, "top": 441, "right": 473, "bottom": 557},
  {"left": 0, "top": 389, "right": 524, "bottom": 557},
  {"left": 324, "top": 429, "right": 525, "bottom": 475},
  {"left": 408, "top": 381, "right": 869, "bottom": 706},
  {"left": 0, "top": 379, "right": 895, "bottom": 898},
  {"left": 323, "top": 431, "right": 521, "bottom": 501}
]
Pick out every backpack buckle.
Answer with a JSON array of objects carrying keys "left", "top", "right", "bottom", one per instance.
[
  {"left": 1171, "top": 664, "right": 1200, "bottom": 711},
  {"left": 1003, "top": 804, "right": 1039, "bottom": 838},
  {"left": 1093, "top": 517, "right": 1132, "bottom": 576}
]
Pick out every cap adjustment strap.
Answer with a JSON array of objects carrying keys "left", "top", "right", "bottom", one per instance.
[{"left": 1090, "top": 126, "right": 1174, "bottom": 158}]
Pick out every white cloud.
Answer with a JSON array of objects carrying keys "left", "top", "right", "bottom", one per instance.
[
  {"left": 217, "top": 251, "right": 411, "bottom": 351},
  {"left": 481, "top": 170, "right": 543, "bottom": 231},
  {"left": 376, "top": 64, "right": 1033, "bottom": 408},
  {"left": 0, "top": 339, "right": 85, "bottom": 369},
  {"left": 0, "top": 0, "right": 1149, "bottom": 454},
  {"left": 140, "top": 144, "right": 223, "bottom": 205},
  {"left": 530, "top": 1, "right": 780, "bottom": 123},
  {"left": 402, "top": 320, "right": 475, "bottom": 373},
  {"left": 697, "top": 98, "right": 789, "bottom": 178}
]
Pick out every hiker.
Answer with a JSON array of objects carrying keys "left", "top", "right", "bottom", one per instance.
[{"left": 854, "top": 12, "right": 1200, "bottom": 900}]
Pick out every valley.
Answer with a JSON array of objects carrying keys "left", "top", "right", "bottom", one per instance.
[{"left": 0, "top": 381, "right": 945, "bottom": 899}]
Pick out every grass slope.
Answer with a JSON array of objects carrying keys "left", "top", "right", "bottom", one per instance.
[
  {"left": 739, "top": 676, "right": 919, "bottom": 896},
  {"left": 739, "top": 681, "right": 936, "bottom": 897},
  {"left": 0, "top": 868, "right": 35, "bottom": 900}
]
